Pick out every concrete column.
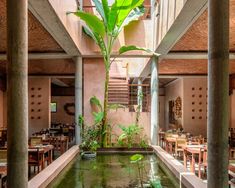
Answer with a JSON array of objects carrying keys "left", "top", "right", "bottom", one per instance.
[
  {"left": 6, "top": 0, "right": 28, "bottom": 187},
  {"left": 208, "top": 0, "right": 229, "bottom": 187},
  {"left": 137, "top": 78, "right": 143, "bottom": 112},
  {"left": 75, "top": 57, "right": 82, "bottom": 145},
  {"left": 150, "top": 56, "right": 159, "bottom": 145}
]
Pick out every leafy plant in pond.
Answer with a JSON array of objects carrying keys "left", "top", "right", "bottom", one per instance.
[
  {"left": 130, "top": 154, "right": 144, "bottom": 188},
  {"left": 90, "top": 95, "right": 127, "bottom": 145},
  {"left": 118, "top": 124, "right": 142, "bottom": 148},
  {"left": 118, "top": 124, "right": 149, "bottom": 148},
  {"left": 68, "top": 0, "right": 147, "bottom": 147},
  {"left": 130, "top": 154, "right": 163, "bottom": 188}
]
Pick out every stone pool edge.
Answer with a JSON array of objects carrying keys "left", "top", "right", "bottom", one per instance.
[
  {"left": 152, "top": 145, "right": 207, "bottom": 188},
  {"left": 28, "top": 145, "right": 80, "bottom": 188}
]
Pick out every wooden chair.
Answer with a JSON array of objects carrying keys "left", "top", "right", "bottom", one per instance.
[
  {"left": 0, "top": 150, "right": 7, "bottom": 163},
  {"left": 29, "top": 137, "right": 42, "bottom": 146},
  {"left": 174, "top": 138, "right": 187, "bottom": 158},
  {"left": 198, "top": 147, "right": 207, "bottom": 179}
]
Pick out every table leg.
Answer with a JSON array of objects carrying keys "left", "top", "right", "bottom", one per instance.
[
  {"left": 192, "top": 154, "right": 195, "bottom": 173},
  {"left": 183, "top": 150, "right": 187, "bottom": 169}
]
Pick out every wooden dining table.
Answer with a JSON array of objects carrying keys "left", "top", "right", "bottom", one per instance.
[
  {"left": 183, "top": 145, "right": 205, "bottom": 173},
  {"left": 28, "top": 144, "right": 54, "bottom": 169}
]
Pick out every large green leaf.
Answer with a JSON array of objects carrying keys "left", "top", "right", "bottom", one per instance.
[
  {"left": 119, "top": 45, "right": 161, "bottom": 57},
  {"left": 118, "top": 6, "right": 145, "bottom": 32},
  {"left": 108, "top": 103, "right": 126, "bottom": 110},
  {"left": 90, "top": 96, "right": 103, "bottom": 111},
  {"left": 102, "top": 0, "right": 110, "bottom": 24},
  {"left": 83, "top": 26, "right": 107, "bottom": 57},
  {"left": 83, "top": 26, "right": 98, "bottom": 43},
  {"left": 130, "top": 154, "right": 144, "bottom": 163},
  {"left": 73, "top": 11, "right": 105, "bottom": 37},
  {"left": 92, "top": 0, "right": 107, "bottom": 24},
  {"left": 93, "top": 112, "right": 104, "bottom": 124},
  {"left": 108, "top": 0, "right": 144, "bottom": 33}
]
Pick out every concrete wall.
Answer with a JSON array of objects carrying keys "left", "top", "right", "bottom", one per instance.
[
  {"left": 28, "top": 77, "right": 51, "bottom": 136},
  {"left": 182, "top": 77, "right": 207, "bottom": 137},
  {"left": 51, "top": 96, "right": 75, "bottom": 124},
  {"left": 164, "top": 79, "right": 183, "bottom": 130}
]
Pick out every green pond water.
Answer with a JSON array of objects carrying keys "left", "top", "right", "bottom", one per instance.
[{"left": 48, "top": 154, "right": 178, "bottom": 188}]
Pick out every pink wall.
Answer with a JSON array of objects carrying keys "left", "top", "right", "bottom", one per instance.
[
  {"left": 51, "top": 96, "right": 75, "bottom": 124},
  {"left": 84, "top": 58, "right": 105, "bottom": 125},
  {"left": 28, "top": 77, "right": 51, "bottom": 136},
  {"left": 164, "top": 79, "right": 183, "bottom": 130},
  {"left": 83, "top": 58, "right": 151, "bottom": 141},
  {"left": 182, "top": 78, "right": 207, "bottom": 137}
]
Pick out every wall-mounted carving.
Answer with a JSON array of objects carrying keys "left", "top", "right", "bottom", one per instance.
[
  {"left": 64, "top": 103, "right": 75, "bottom": 116},
  {"left": 174, "top": 97, "right": 182, "bottom": 118}
]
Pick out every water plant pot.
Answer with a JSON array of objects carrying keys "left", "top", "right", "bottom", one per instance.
[{"left": 81, "top": 151, "right": 97, "bottom": 159}]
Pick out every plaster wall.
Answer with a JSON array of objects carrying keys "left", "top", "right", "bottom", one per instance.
[
  {"left": 108, "top": 109, "right": 151, "bottom": 142},
  {"left": 182, "top": 77, "right": 207, "bottom": 137},
  {"left": 159, "top": 96, "right": 165, "bottom": 130},
  {"left": 164, "top": 79, "right": 183, "bottom": 130},
  {"left": 84, "top": 58, "right": 105, "bottom": 125},
  {"left": 51, "top": 96, "right": 75, "bottom": 124},
  {"left": 83, "top": 58, "right": 151, "bottom": 140},
  {"left": 28, "top": 77, "right": 51, "bottom": 136}
]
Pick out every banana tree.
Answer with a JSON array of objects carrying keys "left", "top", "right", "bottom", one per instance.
[{"left": 70, "top": 0, "right": 145, "bottom": 147}]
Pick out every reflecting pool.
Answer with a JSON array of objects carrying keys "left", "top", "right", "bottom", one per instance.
[{"left": 49, "top": 154, "right": 178, "bottom": 188}]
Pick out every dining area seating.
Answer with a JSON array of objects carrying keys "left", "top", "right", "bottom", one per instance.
[{"left": 159, "top": 130, "right": 208, "bottom": 179}]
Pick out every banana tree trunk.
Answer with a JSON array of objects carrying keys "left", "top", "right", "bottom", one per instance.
[{"left": 102, "top": 68, "right": 110, "bottom": 147}]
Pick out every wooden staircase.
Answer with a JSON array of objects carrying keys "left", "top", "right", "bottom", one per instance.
[
  {"left": 108, "top": 62, "right": 129, "bottom": 105},
  {"left": 108, "top": 78, "right": 129, "bottom": 105}
]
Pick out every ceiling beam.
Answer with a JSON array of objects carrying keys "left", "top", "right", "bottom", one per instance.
[
  {"left": 138, "top": 0, "right": 208, "bottom": 80},
  {"left": 162, "top": 52, "right": 235, "bottom": 60},
  {"left": 0, "top": 53, "right": 72, "bottom": 60},
  {"left": 0, "top": 52, "right": 153, "bottom": 60},
  {"left": 28, "top": 0, "right": 81, "bottom": 56}
]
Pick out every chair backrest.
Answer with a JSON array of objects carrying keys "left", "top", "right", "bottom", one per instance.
[
  {"left": 200, "top": 147, "right": 207, "bottom": 164},
  {"left": 30, "top": 137, "right": 42, "bottom": 146},
  {"left": 176, "top": 138, "right": 187, "bottom": 148},
  {"left": 0, "top": 149, "right": 7, "bottom": 163}
]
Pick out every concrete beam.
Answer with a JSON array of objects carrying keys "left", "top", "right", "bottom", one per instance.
[
  {"left": 162, "top": 52, "right": 235, "bottom": 60},
  {"left": 0, "top": 53, "right": 153, "bottom": 60},
  {"left": 0, "top": 53, "right": 72, "bottom": 60},
  {"left": 139, "top": 0, "right": 208, "bottom": 78},
  {"left": 28, "top": 0, "right": 81, "bottom": 56}
]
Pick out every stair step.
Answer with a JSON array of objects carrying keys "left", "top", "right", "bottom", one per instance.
[
  {"left": 109, "top": 85, "right": 128, "bottom": 88},
  {"left": 108, "top": 93, "right": 128, "bottom": 96},
  {"left": 109, "top": 82, "right": 127, "bottom": 85},
  {"left": 108, "top": 101, "right": 129, "bottom": 105}
]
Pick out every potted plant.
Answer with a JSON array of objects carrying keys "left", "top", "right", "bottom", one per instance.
[{"left": 79, "top": 116, "right": 100, "bottom": 159}]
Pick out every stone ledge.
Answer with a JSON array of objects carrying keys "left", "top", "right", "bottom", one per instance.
[
  {"left": 152, "top": 145, "right": 207, "bottom": 188},
  {"left": 28, "top": 145, "right": 79, "bottom": 188}
]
